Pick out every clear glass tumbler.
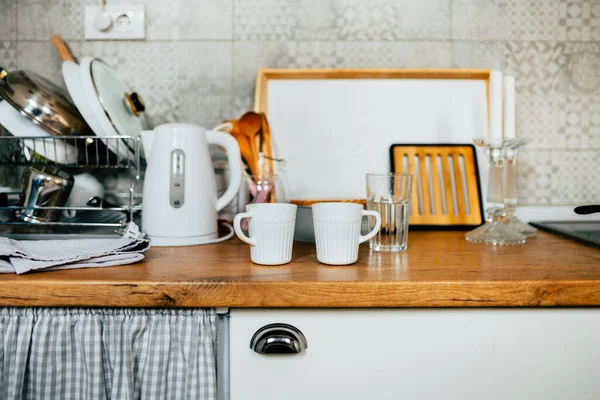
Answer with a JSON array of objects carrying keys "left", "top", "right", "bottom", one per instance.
[
  {"left": 258, "top": 153, "right": 288, "bottom": 203},
  {"left": 366, "top": 173, "right": 413, "bottom": 252}
]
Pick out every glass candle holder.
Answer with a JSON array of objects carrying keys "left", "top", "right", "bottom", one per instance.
[
  {"left": 465, "top": 138, "right": 527, "bottom": 245},
  {"left": 503, "top": 139, "right": 537, "bottom": 237}
]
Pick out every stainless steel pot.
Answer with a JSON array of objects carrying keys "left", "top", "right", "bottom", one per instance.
[{"left": 16, "top": 166, "right": 74, "bottom": 223}]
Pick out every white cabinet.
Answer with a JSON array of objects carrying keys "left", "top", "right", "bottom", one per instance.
[{"left": 230, "top": 308, "right": 600, "bottom": 400}]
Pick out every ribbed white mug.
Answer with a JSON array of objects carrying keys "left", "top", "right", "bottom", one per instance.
[
  {"left": 234, "top": 203, "right": 297, "bottom": 265},
  {"left": 313, "top": 203, "right": 381, "bottom": 265}
]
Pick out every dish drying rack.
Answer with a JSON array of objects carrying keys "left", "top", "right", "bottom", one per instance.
[{"left": 0, "top": 129, "right": 143, "bottom": 237}]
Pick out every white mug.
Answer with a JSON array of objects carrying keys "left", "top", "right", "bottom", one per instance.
[
  {"left": 63, "top": 173, "right": 105, "bottom": 218},
  {"left": 313, "top": 203, "right": 381, "bottom": 265},
  {"left": 234, "top": 203, "right": 297, "bottom": 265}
]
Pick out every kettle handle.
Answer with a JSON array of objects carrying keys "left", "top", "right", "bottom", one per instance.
[{"left": 206, "top": 130, "right": 242, "bottom": 212}]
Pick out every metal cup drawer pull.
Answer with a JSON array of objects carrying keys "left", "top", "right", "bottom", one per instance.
[{"left": 250, "top": 323, "right": 307, "bottom": 355}]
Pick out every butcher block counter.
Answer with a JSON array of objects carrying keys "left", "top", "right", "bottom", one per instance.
[{"left": 0, "top": 231, "right": 599, "bottom": 308}]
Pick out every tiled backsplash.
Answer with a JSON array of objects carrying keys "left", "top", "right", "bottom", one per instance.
[{"left": 1, "top": 0, "right": 599, "bottom": 206}]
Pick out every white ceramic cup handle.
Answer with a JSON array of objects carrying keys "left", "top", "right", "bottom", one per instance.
[
  {"left": 233, "top": 212, "right": 257, "bottom": 246},
  {"left": 359, "top": 210, "right": 381, "bottom": 244}
]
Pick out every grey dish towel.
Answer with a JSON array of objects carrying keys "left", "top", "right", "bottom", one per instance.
[{"left": 0, "top": 237, "right": 151, "bottom": 274}]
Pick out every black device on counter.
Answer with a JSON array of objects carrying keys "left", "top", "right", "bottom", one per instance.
[{"left": 529, "top": 221, "right": 600, "bottom": 249}]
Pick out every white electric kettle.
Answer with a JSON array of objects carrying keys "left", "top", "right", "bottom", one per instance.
[{"left": 141, "top": 123, "right": 242, "bottom": 246}]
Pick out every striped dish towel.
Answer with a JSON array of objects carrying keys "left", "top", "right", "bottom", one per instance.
[{"left": 0, "top": 237, "right": 150, "bottom": 274}]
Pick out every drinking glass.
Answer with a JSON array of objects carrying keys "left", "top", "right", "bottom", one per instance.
[
  {"left": 366, "top": 173, "right": 413, "bottom": 252},
  {"left": 258, "top": 153, "right": 288, "bottom": 203}
]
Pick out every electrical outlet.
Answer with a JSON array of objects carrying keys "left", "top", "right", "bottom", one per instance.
[{"left": 84, "top": 4, "right": 145, "bottom": 40}]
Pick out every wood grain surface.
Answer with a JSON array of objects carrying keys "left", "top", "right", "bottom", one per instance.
[{"left": 1, "top": 232, "right": 600, "bottom": 308}]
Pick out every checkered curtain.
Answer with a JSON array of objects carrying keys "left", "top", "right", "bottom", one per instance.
[{"left": 0, "top": 307, "right": 218, "bottom": 400}]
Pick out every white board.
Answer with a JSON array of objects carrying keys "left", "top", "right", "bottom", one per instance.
[{"left": 266, "top": 78, "right": 490, "bottom": 200}]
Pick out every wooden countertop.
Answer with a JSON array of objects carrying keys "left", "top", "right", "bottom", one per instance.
[{"left": 1, "top": 231, "right": 600, "bottom": 308}]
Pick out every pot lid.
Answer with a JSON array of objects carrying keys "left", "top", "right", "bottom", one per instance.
[
  {"left": 0, "top": 67, "right": 91, "bottom": 136},
  {"left": 87, "top": 58, "right": 145, "bottom": 136}
]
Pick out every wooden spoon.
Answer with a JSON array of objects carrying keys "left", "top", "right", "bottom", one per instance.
[
  {"left": 260, "top": 113, "right": 273, "bottom": 159},
  {"left": 239, "top": 111, "right": 262, "bottom": 173},
  {"left": 227, "top": 119, "right": 258, "bottom": 176}
]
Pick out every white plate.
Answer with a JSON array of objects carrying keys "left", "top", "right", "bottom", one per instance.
[
  {"left": 255, "top": 69, "right": 491, "bottom": 200},
  {"left": 78, "top": 57, "right": 139, "bottom": 162},
  {"left": 0, "top": 100, "right": 79, "bottom": 164},
  {"left": 62, "top": 61, "right": 106, "bottom": 138}
]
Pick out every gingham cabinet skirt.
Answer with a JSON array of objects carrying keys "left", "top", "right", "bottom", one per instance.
[{"left": 0, "top": 308, "right": 218, "bottom": 400}]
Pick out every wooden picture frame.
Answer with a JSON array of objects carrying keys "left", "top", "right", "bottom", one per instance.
[
  {"left": 255, "top": 68, "right": 491, "bottom": 115},
  {"left": 253, "top": 68, "right": 492, "bottom": 204}
]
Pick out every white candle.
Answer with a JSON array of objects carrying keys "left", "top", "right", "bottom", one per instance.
[
  {"left": 503, "top": 76, "right": 516, "bottom": 140},
  {"left": 489, "top": 71, "right": 503, "bottom": 146}
]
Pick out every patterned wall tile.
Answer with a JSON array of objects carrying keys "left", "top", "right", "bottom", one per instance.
[
  {"left": 335, "top": 0, "right": 396, "bottom": 40},
  {"left": 504, "top": 41, "right": 562, "bottom": 95},
  {"left": 16, "top": 42, "right": 65, "bottom": 87},
  {"left": 234, "top": 0, "right": 450, "bottom": 41},
  {"left": 554, "top": 42, "right": 600, "bottom": 150},
  {"left": 0, "top": 41, "right": 17, "bottom": 70},
  {"left": 279, "top": 41, "right": 341, "bottom": 68},
  {"left": 292, "top": 0, "right": 338, "bottom": 40},
  {"left": 18, "top": 0, "right": 93, "bottom": 40},
  {"left": 76, "top": 41, "right": 232, "bottom": 94},
  {"left": 452, "top": 0, "right": 509, "bottom": 40},
  {"left": 551, "top": 151, "right": 600, "bottom": 204},
  {"left": 558, "top": 42, "right": 600, "bottom": 95},
  {"left": 141, "top": 90, "right": 180, "bottom": 127},
  {"left": 506, "top": 0, "right": 561, "bottom": 40},
  {"left": 233, "top": 42, "right": 286, "bottom": 98},
  {"left": 559, "top": 0, "right": 600, "bottom": 41},
  {"left": 0, "top": 0, "right": 16, "bottom": 40},
  {"left": 178, "top": 95, "right": 233, "bottom": 128},
  {"left": 517, "top": 150, "right": 554, "bottom": 205},
  {"left": 452, "top": 41, "right": 506, "bottom": 69},
  {"left": 336, "top": 0, "right": 450, "bottom": 40},
  {"left": 336, "top": 42, "right": 452, "bottom": 68},
  {"left": 140, "top": 0, "right": 233, "bottom": 40},
  {"left": 557, "top": 93, "right": 600, "bottom": 149},
  {"left": 518, "top": 92, "right": 563, "bottom": 150},
  {"left": 234, "top": 0, "right": 295, "bottom": 40},
  {"left": 453, "top": 0, "right": 560, "bottom": 40}
]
